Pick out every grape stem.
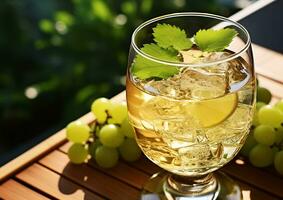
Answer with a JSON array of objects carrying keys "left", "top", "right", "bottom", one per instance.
[{"left": 272, "top": 143, "right": 283, "bottom": 149}]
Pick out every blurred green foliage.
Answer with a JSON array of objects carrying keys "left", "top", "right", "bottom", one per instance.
[{"left": 0, "top": 0, "right": 238, "bottom": 163}]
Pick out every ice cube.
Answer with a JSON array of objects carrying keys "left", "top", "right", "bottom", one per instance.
[
  {"left": 139, "top": 97, "right": 187, "bottom": 133},
  {"left": 135, "top": 51, "right": 247, "bottom": 100},
  {"left": 228, "top": 58, "right": 247, "bottom": 84},
  {"left": 178, "top": 144, "right": 213, "bottom": 166},
  {"left": 205, "top": 127, "right": 228, "bottom": 143},
  {"left": 161, "top": 119, "right": 197, "bottom": 142},
  {"left": 180, "top": 49, "right": 208, "bottom": 63},
  {"left": 180, "top": 65, "right": 229, "bottom": 99}
]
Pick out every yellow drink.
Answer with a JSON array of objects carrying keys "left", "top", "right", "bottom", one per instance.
[{"left": 126, "top": 55, "right": 255, "bottom": 176}]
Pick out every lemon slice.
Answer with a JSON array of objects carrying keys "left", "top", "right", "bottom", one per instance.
[{"left": 187, "top": 93, "right": 238, "bottom": 127}]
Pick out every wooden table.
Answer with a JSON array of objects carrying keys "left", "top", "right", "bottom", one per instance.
[{"left": 1, "top": 1, "right": 283, "bottom": 199}]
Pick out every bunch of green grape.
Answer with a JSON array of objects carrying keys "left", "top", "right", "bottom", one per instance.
[
  {"left": 65, "top": 98, "right": 142, "bottom": 168},
  {"left": 240, "top": 85, "right": 283, "bottom": 175}
]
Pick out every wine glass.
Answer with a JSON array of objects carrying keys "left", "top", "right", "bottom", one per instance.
[{"left": 126, "top": 12, "right": 255, "bottom": 200}]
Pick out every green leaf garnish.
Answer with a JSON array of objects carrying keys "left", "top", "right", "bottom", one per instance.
[
  {"left": 132, "top": 24, "right": 238, "bottom": 80},
  {"left": 140, "top": 44, "right": 179, "bottom": 62},
  {"left": 194, "top": 28, "right": 237, "bottom": 52},
  {"left": 132, "top": 44, "right": 179, "bottom": 79},
  {"left": 153, "top": 23, "right": 193, "bottom": 51}
]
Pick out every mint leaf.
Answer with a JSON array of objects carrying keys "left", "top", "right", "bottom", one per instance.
[
  {"left": 134, "top": 65, "right": 179, "bottom": 80},
  {"left": 153, "top": 23, "right": 193, "bottom": 51},
  {"left": 194, "top": 28, "right": 237, "bottom": 52},
  {"left": 132, "top": 44, "right": 180, "bottom": 80},
  {"left": 142, "top": 44, "right": 179, "bottom": 62}
]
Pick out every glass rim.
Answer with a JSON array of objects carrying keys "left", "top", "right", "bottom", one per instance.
[{"left": 131, "top": 12, "right": 251, "bottom": 67}]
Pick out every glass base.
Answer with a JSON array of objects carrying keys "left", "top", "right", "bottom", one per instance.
[{"left": 141, "top": 171, "right": 242, "bottom": 200}]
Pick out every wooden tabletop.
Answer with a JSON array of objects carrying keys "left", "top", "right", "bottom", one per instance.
[{"left": 1, "top": 1, "right": 283, "bottom": 199}]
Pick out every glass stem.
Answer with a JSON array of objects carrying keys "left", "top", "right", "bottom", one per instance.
[{"left": 166, "top": 173, "right": 219, "bottom": 196}]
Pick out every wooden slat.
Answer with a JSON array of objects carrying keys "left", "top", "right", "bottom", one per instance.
[
  {"left": 222, "top": 159, "right": 283, "bottom": 198},
  {"left": 39, "top": 150, "right": 139, "bottom": 200},
  {"left": 0, "top": 179, "right": 50, "bottom": 200},
  {"left": 59, "top": 142, "right": 149, "bottom": 189},
  {"left": 16, "top": 163, "right": 103, "bottom": 200},
  {"left": 254, "top": 44, "right": 283, "bottom": 84}
]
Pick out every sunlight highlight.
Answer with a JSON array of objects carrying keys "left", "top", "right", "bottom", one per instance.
[
  {"left": 25, "top": 87, "right": 38, "bottom": 99},
  {"left": 55, "top": 21, "right": 67, "bottom": 34},
  {"left": 115, "top": 14, "right": 127, "bottom": 26},
  {"left": 235, "top": 159, "right": 245, "bottom": 165}
]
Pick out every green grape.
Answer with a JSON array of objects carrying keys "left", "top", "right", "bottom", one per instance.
[
  {"left": 66, "top": 121, "right": 90, "bottom": 143},
  {"left": 99, "top": 124, "right": 124, "bottom": 148},
  {"left": 119, "top": 138, "right": 142, "bottom": 162},
  {"left": 68, "top": 143, "right": 88, "bottom": 164},
  {"left": 256, "top": 102, "right": 266, "bottom": 110},
  {"left": 91, "top": 98, "right": 110, "bottom": 124},
  {"left": 120, "top": 116, "right": 135, "bottom": 138},
  {"left": 258, "top": 105, "right": 283, "bottom": 127},
  {"left": 89, "top": 139, "right": 102, "bottom": 158},
  {"left": 108, "top": 101, "right": 127, "bottom": 124},
  {"left": 254, "top": 125, "right": 276, "bottom": 146},
  {"left": 240, "top": 133, "right": 257, "bottom": 157},
  {"left": 95, "top": 146, "right": 119, "bottom": 168},
  {"left": 257, "top": 87, "right": 272, "bottom": 104},
  {"left": 252, "top": 112, "right": 260, "bottom": 126},
  {"left": 249, "top": 144, "right": 274, "bottom": 167},
  {"left": 274, "top": 151, "right": 283, "bottom": 175},
  {"left": 275, "top": 100, "right": 283, "bottom": 112},
  {"left": 275, "top": 126, "right": 283, "bottom": 144}
]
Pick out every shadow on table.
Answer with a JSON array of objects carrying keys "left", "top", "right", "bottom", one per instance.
[{"left": 58, "top": 162, "right": 101, "bottom": 200}]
